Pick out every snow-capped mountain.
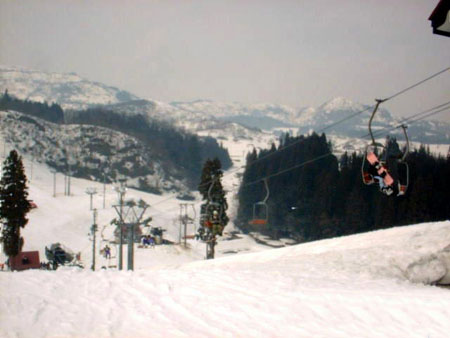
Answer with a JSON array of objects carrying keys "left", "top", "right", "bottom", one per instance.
[
  {"left": 297, "top": 97, "right": 392, "bottom": 134},
  {"left": 2, "top": 65, "right": 449, "bottom": 148},
  {"left": 296, "top": 97, "right": 450, "bottom": 144},
  {"left": 0, "top": 65, "right": 138, "bottom": 110},
  {"left": 170, "top": 99, "right": 297, "bottom": 128},
  {"left": 167, "top": 97, "right": 450, "bottom": 145}
]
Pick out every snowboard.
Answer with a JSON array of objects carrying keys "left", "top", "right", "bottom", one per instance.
[{"left": 366, "top": 151, "right": 394, "bottom": 186}]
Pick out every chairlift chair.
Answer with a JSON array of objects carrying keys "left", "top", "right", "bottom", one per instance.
[
  {"left": 361, "top": 99, "right": 410, "bottom": 196},
  {"left": 249, "top": 178, "right": 269, "bottom": 225}
]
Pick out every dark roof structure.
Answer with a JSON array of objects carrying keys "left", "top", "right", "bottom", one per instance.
[{"left": 429, "top": 0, "right": 450, "bottom": 37}]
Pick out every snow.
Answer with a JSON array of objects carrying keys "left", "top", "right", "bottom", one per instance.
[
  {"left": 2, "top": 65, "right": 450, "bottom": 148},
  {"left": 1, "top": 140, "right": 450, "bottom": 338},
  {"left": 0, "top": 65, "right": 138, "bottom": 110},
  {"left": 319, "top": 96, "right": 365, "bottom": 113},
  {"left": 1, "top": 66, "right": 450, "bottom": 336},
  {"left": 328, "top": 134, "right": 449, "bottom": 158}
]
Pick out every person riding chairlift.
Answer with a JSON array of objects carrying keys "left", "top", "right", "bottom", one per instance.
[{"left": 366, "top": 137, "right": 405, "bottom": 197}]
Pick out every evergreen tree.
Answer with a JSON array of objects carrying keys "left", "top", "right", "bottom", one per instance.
[
  {"left": 197, "top": 158, "right": 229, "bottom": 259},
  {"left": 198, "top": 158, "right": 229, "bottom": 227},
  {"left": 0, "top": 150, "right": 31, "bottom": 258}
]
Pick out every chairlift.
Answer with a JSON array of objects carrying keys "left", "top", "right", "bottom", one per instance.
[
  {"left": 249, "top": 178, "right": 269, "bottom": 225},
  {"left": 362, "top": 99, "right": 410, "bottom": 196}
]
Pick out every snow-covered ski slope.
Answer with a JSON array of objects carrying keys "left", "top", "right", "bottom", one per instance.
[
  {"left": 2, "top": 220, "right": 450, "bottom": 338},
  {"left": 1, "top": 136, "right": 450, "bottom": 338},
  {"left": 0, "top": 133, "right": 274, "bottom": 268}
]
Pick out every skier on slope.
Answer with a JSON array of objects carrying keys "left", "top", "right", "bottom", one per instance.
[{"left": 104, "top": 245, "right": 111, "bottom": 259}]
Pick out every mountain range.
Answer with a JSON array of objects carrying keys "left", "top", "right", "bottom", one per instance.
[{"left": 1, "top": 65, "right": 449, "bottom": 154}]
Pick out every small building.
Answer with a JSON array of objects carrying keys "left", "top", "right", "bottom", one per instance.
[
  {"left": 9, "top": 251, "right": 41, "bottom": 271},
  {"left": 429, "top": 0, "right": 450, "bottom": 37}
]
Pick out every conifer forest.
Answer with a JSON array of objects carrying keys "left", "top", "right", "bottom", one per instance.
[{"left": 237, "top": 133, "right": 450, "bottom": 242}]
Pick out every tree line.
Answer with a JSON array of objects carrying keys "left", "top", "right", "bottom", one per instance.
[
  {"left": 237, "top": 132, "right": 450, "bottom": 242},
  {"left": 0, "top": 90, "right": 64, "bottom": 123}
]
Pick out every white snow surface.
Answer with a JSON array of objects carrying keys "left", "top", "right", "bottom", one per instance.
[{"left": 1, "top": 142, "right": 450, "bottom": 337}]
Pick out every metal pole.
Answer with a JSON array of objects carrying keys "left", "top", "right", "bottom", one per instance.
[
  {"left": 67, "top": 167, "right": 71, "bottom": 196},
  {"left": 368, "top": 99, "right": 386, "bottom": 146},
  {"left": 86, "top": 188, "right": 97, "bottom": 211},
  {"left": 127, "top": 223, "right": 134, "bottom": 271},
  {"left": 183, "top": 205, "right": 187, "bottom": 248},
  {"left": 179, "top": 205, "right": 182, "bottom": 244},
  {"left": 184, "top": 220, "right": 187, "bottom": 247},
  {"left": 91, "top": 209, "right": 98, "bottom": 271},
  {"left": 118, "top": 182, "right": 125, "bottom": 271},
  {"left": 53, "top": 172, "right": 56, "bottom": 197},
  {"left": 131, "top": 223, "right": 134, "bottom": 270},
  {"left": 112, "top": 184, "right": 148, "bottom": 272},
  {"left": 103, "top": 173, "right": 106, "bottom": 209}
]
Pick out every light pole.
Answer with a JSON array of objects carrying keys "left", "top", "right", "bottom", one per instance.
[{"left": 86, "top": 187, "right": 97, "bottom": 210}]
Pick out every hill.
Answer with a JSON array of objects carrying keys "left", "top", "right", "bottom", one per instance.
[
  {"left": 0, "top": 94, "right": 232, "bottom": 192},
  {"left": 0, "top": 65, "right": 138, "bottom": 110}
]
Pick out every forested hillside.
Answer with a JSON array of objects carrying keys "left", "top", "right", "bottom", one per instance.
[
  {"left": 0, "top": 92, "right": 232, "bottom": 189},
  {"left": 237, "top": 133, "right": 450, "bottom": 241},
  {"left": 66, "top": 107, "right": 232, "bottom": 187}
]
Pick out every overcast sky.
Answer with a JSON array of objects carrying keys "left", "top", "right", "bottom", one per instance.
[{"left": 0, "top": 0, "right": 449, "bottom": 121}]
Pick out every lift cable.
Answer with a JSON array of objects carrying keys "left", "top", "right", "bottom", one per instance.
[
  {"left": 149, "top": 99, "right": 450, "bottom": 218},
  {"left": 234, "top": 66, "right": 450, "bottom": 171},
  {"left": 241, "top": 101, "right": 450, "bottom": 188},
  {"left": 145, "top": 67, "right": 450, "bottom": 209}
]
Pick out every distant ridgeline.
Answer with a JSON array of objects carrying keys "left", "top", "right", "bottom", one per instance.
[
  {"left": 0, "top": 91, "right": 232, "bottom": 190},
  {"left": 237, "top": 133, "right": 450, "bottom": 242}
]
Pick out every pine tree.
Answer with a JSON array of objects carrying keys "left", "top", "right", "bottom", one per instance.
[
  {"left": 198, "top": 158, "right": 229, "bottom": 227},
  {"left": 0, "top": 150, "right": 31, "bottom": 258},
  {"left": 197, "top": 158, "right": 229, "bottom": 259}
]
